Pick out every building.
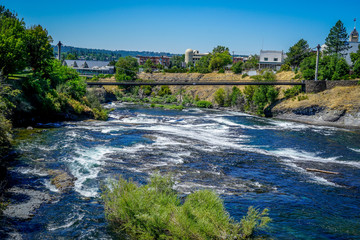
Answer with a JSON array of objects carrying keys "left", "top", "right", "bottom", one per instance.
[
  {"left": 136, "top": 56, "right": 170, "bottom": 67},
  {"left": 63, "top": 60, "right": 115, "bottom": 76},
  {"left": 259, "top": 50, "right": 286, "bottom": 70},
  {"left": 233, "top": 56, "right": 249, "bottom": 64},
  {"left": 184, "top": 49, "right": 210, "bottom": 65},
  {"left": 321, "top": 19, "right": 360, "bottom": 65}
]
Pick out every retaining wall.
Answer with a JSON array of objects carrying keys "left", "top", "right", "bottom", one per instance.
[{"left": 305, "top": 80, "right": 359, "bottom": 93}]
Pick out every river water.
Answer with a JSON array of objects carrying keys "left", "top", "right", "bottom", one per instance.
[{"left": 1, "top": 103, "right": 360, "bottom": 239}]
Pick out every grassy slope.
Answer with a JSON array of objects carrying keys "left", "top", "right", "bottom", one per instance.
[{"left": 273, "top": 86, "right": 360, "bottom": 113}]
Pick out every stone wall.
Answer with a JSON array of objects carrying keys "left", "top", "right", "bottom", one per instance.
[{"left": 304, "top": 80, "right": 359, "bottom": 93}]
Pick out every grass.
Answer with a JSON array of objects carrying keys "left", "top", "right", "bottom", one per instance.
[
  {"left": 274, "top": 86, "right": 360, "bottom": 112},
  {"left": 102, "top": 174, "right": 271, "bottom": 240}
]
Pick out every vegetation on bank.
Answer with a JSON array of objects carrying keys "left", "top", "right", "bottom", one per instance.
[
  {"left": 102, "top": 174, "right": 271, "bottom": 240},
  {"left": 0, "top": 5, "right": 108, "bottom": 149}
]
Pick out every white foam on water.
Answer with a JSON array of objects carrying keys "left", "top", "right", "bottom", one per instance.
[
  {"left": 16, "top": 167, "right": 48, "bottom": 177},
  {"left": 283, "top": 162, "right": 339, "bottom": 187},
  {"left": 269, "top": 148, "right": 360, "bottom": 168},
  {"left": 349, "top": 147, "right": 360, "bottom": 153},
  {"left": 65, "top": 145, "right": 118, "bottom": 197},
  {"left": 47, "top": 212, "right": 84, "bottom": 231},
  {"left": 43, "top": 179, "right": 60, "bottom": 192}
]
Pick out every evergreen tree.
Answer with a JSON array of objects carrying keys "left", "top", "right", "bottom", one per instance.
[
  {"left": 324, "top": 20, "right": 350, "bottom": 56},
  {"left": 285, "top": 39, "right": 310, "bottom": 67}
]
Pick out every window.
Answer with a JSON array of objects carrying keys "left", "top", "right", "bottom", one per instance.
[
  {"left": 264, "top": 57, "right": 268, "bottom": 61},
  {"left": 274, "top": 58, "right": 278, "bottom": 61}
]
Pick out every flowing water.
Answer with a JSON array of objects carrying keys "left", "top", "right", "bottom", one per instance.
[{"left": 1, "top": 102, "right": 360, "bottom": 239}]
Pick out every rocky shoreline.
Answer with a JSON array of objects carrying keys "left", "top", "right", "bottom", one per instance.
[{"left": 271, "top": 107, "right": 360, "bottom": 129}]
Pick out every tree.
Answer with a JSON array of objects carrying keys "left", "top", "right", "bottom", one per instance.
[
  {"left": 285, "top": 39, "right": 310, "bottom": 67},
  {"left": 350, "top": 45, "right": 360, "bottom": 64},
  {"left": 324, "top": 20, "right": 350, "bottom": 56},
  {"left": 214, "top": 88, "right": 225, "bottom": 106},
  {"left": 212, "top": 45, "right": 229, "bottom": 54},
  {"left": 232, "top": 61, "right": 243, "bottom": 74},
  {"left": 169, "top": 55, "right": 184, "bottom": 68},
  {"left": 334, "top": 57, "right": 350, "bottom": 80},
  {"left": 353, "top": 60, "right": 360, "bottom": 77},
  {"left": 195, "top": 55, "right": 212, "bottom": 73},
  {"left": 115, "top": 56, "right": 139, "bottom": 81},
  {"left": 0, "top": 7, "right": 27, "bottom": 75},
  {"left": 209, "top": 52, "right": 232, "bottom": 71},
  {"left": 25, "top": 25, "right": 54, "bottom": 74},
  {"left": 244, "top": 55, "right": 259, "bottom": 70}
]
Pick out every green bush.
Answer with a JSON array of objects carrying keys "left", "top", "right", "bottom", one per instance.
[
  {"left": 283, "top": 85, "right": 302, "bottom": 99},
  {"left": 218, "top": 68, "right": 225, "bottom": 73},
  {"left": 241, "top": 73, "right": 249, "bottom": 78},
  {"left": 278, "top": 64, "right": 291, "bottom": 72},
  {"left": 214, "top": 88, "right": 225, "bottom": 106},
  {"left": 196, "top": 100, "right": 213, "bottom": 108},
  {"left": 102, "top": 174, "right": 271, "bottom": 240},
  {"left": 158, "top": 86, "right": 172, "bottom": 97},
  {"left": 232, "top": 61, "right": 244, "bottom": 74}
]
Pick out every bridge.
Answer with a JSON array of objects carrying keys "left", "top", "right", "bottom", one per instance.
[{"left": 86, "top": 81, "right": 305, "bottom": 88}]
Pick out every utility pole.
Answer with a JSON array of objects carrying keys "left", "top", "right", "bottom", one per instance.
[{"left": 315, "top": 44, "right": 320, "bottom": 81}]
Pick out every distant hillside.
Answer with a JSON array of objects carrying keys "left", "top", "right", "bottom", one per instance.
[{"left": 52, "top": 45, "right": 180, "bottom": 61}]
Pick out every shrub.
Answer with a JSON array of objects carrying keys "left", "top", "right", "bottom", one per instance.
[
  {"left": 196, "top": 100, "right": 213, "bottom": 108},
  {"left": 218, "top": 68, "right": 225, "bottom": 73},
  {"left": 278, "top": 64, "right": 291, "bottom": 72},
  {"left": 283, "top": 85, "right": 302, "bottom": 99},
  {"left": 102, "top": 174, "right": 271, "bottom": 240},
  {"left": 214, "top": 88, "right": 225, "bottom": 106},
  {"left": 158, "top": 86, "right": 172, "bottom": 97},
  {"left": 241, "top": 73, "right": 249, "bottom": 78},
  {"left": 232, "top": 61, "right": 244, "bottom": 74}
]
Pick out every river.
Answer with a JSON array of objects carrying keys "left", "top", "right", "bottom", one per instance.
[{"left": 1, "top": 102, "right": 360, "bottom": 239}]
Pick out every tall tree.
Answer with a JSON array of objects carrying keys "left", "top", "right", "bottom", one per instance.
[
  {"left": 26, "top": 25, "right": 54, "bottom": 74},
  {"left": 324, "top": 20, "right": 350, "bottom": 56},
  {"left": 212, "top": 45, "right": 230, "bottom": 54},
  {"left": 285, "top": 39, "right": 310, "bottom": 67},
  {"left": 115, "top": 56, "right": 139, "bottom": 81},
  {"left": 0, "top": 6, "right": 27, "bottom": 75}
]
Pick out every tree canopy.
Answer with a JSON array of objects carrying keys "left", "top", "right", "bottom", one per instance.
[
  {"left": 285, "top": 39, "right": 310, "bottom": 67},
  {"left": 115, "top": 56, "right": 139, "bottom": 81},
  {"left": 324, "top": 20, "right": 350, "bottom": 56}
]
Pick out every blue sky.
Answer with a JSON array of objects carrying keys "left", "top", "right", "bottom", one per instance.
[{"left": 3, "top": 0, "right": 360, "bottom": 55}]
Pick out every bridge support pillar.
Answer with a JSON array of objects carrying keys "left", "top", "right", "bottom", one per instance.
[{"left": 304, "top": 80, "right": 326, "bottom": 93}]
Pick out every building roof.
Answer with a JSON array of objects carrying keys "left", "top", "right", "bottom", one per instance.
[{"left": 63, "top": 60, "right": 111, "bottom": 69}]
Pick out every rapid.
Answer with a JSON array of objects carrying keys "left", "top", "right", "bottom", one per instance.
[{"left": 1, "top": 102, "right": 360, "bottom": 239}]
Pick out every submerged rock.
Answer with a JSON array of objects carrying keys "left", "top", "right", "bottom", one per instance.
[
  {"left": 3, "top": 187, "right": 51, "bottom": 220},
  {"left": 48, "top": 170, "right": 77, "bottom": 192}
]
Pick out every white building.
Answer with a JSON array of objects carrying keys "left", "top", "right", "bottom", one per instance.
[
  {"left": 184, "top": 49, "right": 210, "bottom": 65},
  {"left": 259, "top": 50, "right": 286, "bottom": 70}
]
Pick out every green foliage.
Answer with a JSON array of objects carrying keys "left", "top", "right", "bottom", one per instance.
[
  {"left": 214, "top": 88, "right": 225, "bottom": 107},
  {"left": 353, "top": 60, "right": 360, "bottom": 77},
  {"left": 212, "top": 45, "right": 230, "bottom": 54},
  {"left": 0, "top": 9, "right": 27, "bottom": 75},
  {"left": 102, "top": 174, "right": 271, "bottom": 240},
  {"left": 244, "top": 55, "right": 259, "bottom": 70},
  {"left": 279, "top": 64, "right": 291, "bottom": 72},
  {"left": 196, "top": 100, "right": 213, "bottom": 108},
  {"left": 239, "top": 207, "right": 271, "bottom": 239},
  {"left": 144, "top": 59, "right": 154, "bottom": 73},
  {"left": 228, "top": 86, "right": 243, "bottom": 107},
  {"left": 209, "top": 52, "right": 232, "bottom": 71},
  {"left": 218, "top": 68, "right": 225, "bottom": 73},
  {"left": 232, "top": 61, "right": 244, "bottom": 74},
  {"left": 194, "top": 55, "right": 212, "bottom": 73},
  {"left": 283, "top": 85, "right": 302, "bottom": 99},
  {"left": 285, "top": 39, "right": 310, "bottom": 67},
  {"left": 242, "top": 73, "right": 249, "bottom": 78},
  {"left": 25, "top": 25, "right": 53, "bottom": 74},
  {"left": 157, "top": 86, "right": 172, "bottom": 97},
  {"left": 301, "top": 54, "right": 350, "bottom": 80},
  {"left": 325, "top": 20, "right": 350, "bottom": 56},
  {"left": 115, "top": 56, "right": 139, "bottom": 81},
  {"left": 169, "top": 55, "right": 184, "bottom": 68}
]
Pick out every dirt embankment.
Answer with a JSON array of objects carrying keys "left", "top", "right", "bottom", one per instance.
[
  {"left": 271, "top": 86, "right": 360, "bottom": 128},
  {"left": 136, "top": 72, "right": 296, "bottom": 102}
]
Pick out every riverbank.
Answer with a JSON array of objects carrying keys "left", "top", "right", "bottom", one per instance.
[{"left": 270, "top": 86, "right": 360, "bottom": 129}]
